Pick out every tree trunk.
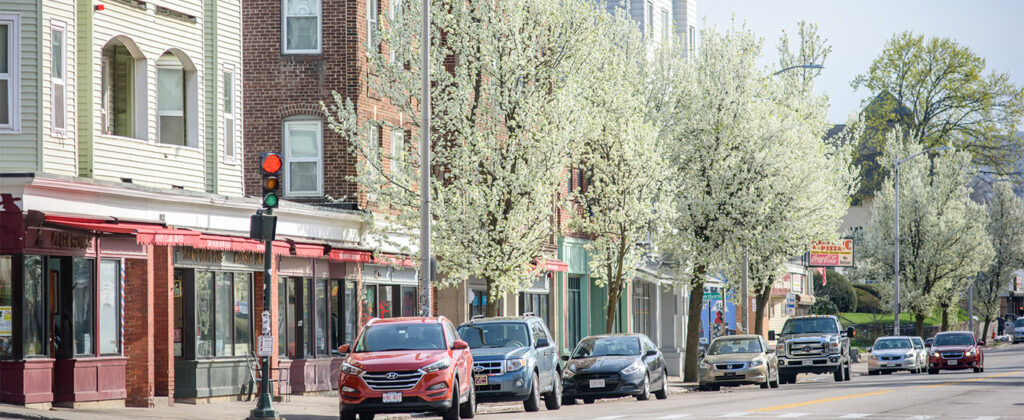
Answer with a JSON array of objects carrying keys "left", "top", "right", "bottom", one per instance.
[
  {"left": 754, "top": 283, "right": 772, "bottom": 336},
  {"left": 683, "top": 264, "right": 707, "bottom": 383},
  {"left": 485, "top": 278, "right": 500, "bottom": 317},
  {"left": 605, "top": 237, "right": 629, "bottom": 334},
  {"left": 940, "top": 305, "right": 950, "bottom": 332},
  {"left": 980, "top": 315, "right": 991, "bottom": 341},
  {"left": 915, "top": 314, "right": 925, "bottom": 337}
]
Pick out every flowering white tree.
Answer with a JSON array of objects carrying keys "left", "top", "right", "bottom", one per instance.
[
  {"left": 567, "top": 9, "right": 675, "bottom": 334},
  {"left": 322, "top": 0, "right": 601, "bottom": 316},
  {"left": 858, "top": 135, "right": 994, "bottom": 336},
  {"left": 974, "top": 182, "right": 1024, "bottom": 339}
]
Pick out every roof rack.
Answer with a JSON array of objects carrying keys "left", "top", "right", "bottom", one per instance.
[
  {"left": 522, "top": 312, "right": 536, "bottom": 317},
  {"left": 470, "top": 315, "right": 485, "bottom": 320}
]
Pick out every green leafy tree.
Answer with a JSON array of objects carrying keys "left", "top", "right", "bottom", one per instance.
[
  {"left": 974, "top": 182, "right": 1024, "bottom": 339},
  {"left": 850, "top": 31, "right": 1024, "bottom": 201},
  {"left": 813, "top": 269, "right": 858, "bottom": 313}
]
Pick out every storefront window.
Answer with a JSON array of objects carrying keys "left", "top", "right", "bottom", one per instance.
[
  {"left": 379, "top": 285, "right": 393, "bottom": 318},
  {"left": 98, "top": 260, "right": 122, "bottom": 354},
  {"left": 24, "top": 255, "right": 47, "bottom": 356},
  {"left": 315, "top": 279, "right": 327, "bottom": 354},
  {"left": 519, "top": 292, "right": 549, "bottom": 326},
  {"left": 401, "top": 286, "right": 416, "bottom": 317},
  {"left": 469, "top": 287, "right": 501, "bottom": 317},
  {"left": 173, "top": 270, "right": 184, "bottom": 357},
  {"left": 361, "top": 284, "right": 377, "bottom": 325},
  {"left": 234, "top": 275, "right": 251, "bottom": 356},
  {"left": 303, "top": 278, "right": 312, "bottom": 357},
  {"left": 0, "top": 255, "right": 13, "bottom": 357},
  {"left": 196, "top": 271, "right": 214, "bottom": 357},
  {"left": 344, "top": 280, "right": 356, "bottom": 343},
  {"left": 278, "top": 276, "right": 292, "bottom": 357},
  {"left": 330, "top": 279, "right": 358, "bottom": 353},
  {"left": 215, "top": 272, "right": 233, "bottom": 356},
  {"left": 72, "top": 258, "right": 94, "bottom": 355},
  {"left": 632, "top": 281, "right": 653, "bottom": 336}
]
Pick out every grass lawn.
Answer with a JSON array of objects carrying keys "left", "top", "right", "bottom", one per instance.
[{"left": 839, "top": 311, "right": 967, "bottom": 326}]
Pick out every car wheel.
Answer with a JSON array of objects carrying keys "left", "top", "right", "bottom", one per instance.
[
  {"left": 770, "top": 368, "right": 780, "bottom": 389},
  {"left": 544, "top": 373, "right": 562, "bottom": 410},
  {"left": 973, "top": 367, "right": 981, "bottom": 373},
  {"left": 654, "top": 369, "right": 669, "bottom": 399},
  {"left": 833, "top": 365, "right": 844, "bottom": 382},
  {"left": 868, "top": 370, "right": 878, "bottom": 376},
  {"left": 844, "top": 363, "right": 852, "bottom": 381},
  {"left": 359, "top": 414, "right": 375, "bottom": 420},
  {"left": 636, "top": 373, "right": 651, "bottom": 401},
  {"left": 761, "top": 369, "right": 770, "bottom": 389},
  {"left": 928, "top": 369, "right": 938, "bottom": 375},
  {"left": 460, "top": 380, "right": 476, "bottom": 419},
  {"left": 583, "top": 398, "right": 595, "bottom": 404},
  {"left": 341, "top": 409, "right": 357, "bottom": 420},
  {"left": 562, "top": 395, "right": 576, "bottom": 405},
  {"left": 524, "top": 372, "right": 541, "bottom": 412},
  {"left": 441, "top": 379, "right": 460, "bottom": 420}
]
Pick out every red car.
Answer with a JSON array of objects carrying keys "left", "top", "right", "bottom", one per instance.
[
  {"left": 338, "top": 316, "right": 476, "bottom": 420},
  {"left": 927, "top": 331, "right": 984, "bottom": 374}
]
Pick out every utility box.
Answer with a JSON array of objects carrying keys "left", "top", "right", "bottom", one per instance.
[{"left": 249, "top": 214, "right": 277, "bottom": 241}]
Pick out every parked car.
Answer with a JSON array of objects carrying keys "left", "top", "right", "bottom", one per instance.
[
  {"left": 927, "top": 331, "right": 984, "bottom": 374},
  {"left": 698, "top": 334, "right": 779, "bottom": 391},
  {"left": 456, "top": 315, "right": 562, "bottom": 412},
  {"left": 1013, "top": 318, "right": 1024, "bottom": 344},
  {"left": 925, "top": 337, "right": 933, "bottom": 348},
  {"left": 910, "top": 336, "right": 928, "bottom": 370},
  {"left": 769, "top": 315, "right": 854, "bottom": 384},
  {"left": 337, "top": 317, "right": 476, "bottom": 420},
  {"left": 867, "top": 337, "right": 924, "bottom": 375},
  {"left": 561, "top": 334, "right": 669, "bottom": 404}
]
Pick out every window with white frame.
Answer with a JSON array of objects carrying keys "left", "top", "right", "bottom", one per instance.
[
  {"left": 645, "top": 1, "right": 653, "bottom": 36},
  {"left": 688, "top": 25, "right": 696, "bottom": 53},
  {"left": 223, "top": 69, "right": 235, "bottom": 160},
  {"left": 283, "top": 120, "right": 323, "bottom": 196},
  {"left": 283, "top": 0, "right": 321, "bottom": 54},
  {"left": 388, "top": 0, "right": 401, "bottom": 63},
  {"left": 51, "top": 24, "right": 67, "bottom": 133},
  {"left": 0, "top": 14, "right": 20, "bottom": 132},
  {"left": 390, "top": 129, "right": 404, "bottom": 174},
  {"left": 101, "top": 38, "right": 142, "bottom": 138},
  {"left": 367, "top": 0, "right": 379, "bottom": 55},
  {"left": 661, "top": 9, "right": 669, "bottom": 40},
  {"left": 157, "top": 53, "right": 186, "bottom": 145}
]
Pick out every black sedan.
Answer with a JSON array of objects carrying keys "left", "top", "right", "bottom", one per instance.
[{"left": 561, "top": 334, "right": 669, "bottom": 404}]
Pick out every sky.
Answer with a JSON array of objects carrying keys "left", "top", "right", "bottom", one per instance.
[{"left": 700, "top": 0, "right": 1024, "bottom": 124}]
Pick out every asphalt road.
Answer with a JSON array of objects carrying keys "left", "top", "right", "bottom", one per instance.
[{"left": 470, "top": 343, "right": 1024, "bottom": 420}]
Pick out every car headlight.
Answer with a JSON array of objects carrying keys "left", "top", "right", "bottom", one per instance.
[
  {"left": 340, "top": 362, "right": 364, "bottom": 377},
  {"left": 505, "top": 358, "right": 526, "bottom": 372},
  {"left": 699, "top": 359, "right": 712, "bottom": 369},
  {"left": 562, "top": 368, "right": 575, "bottom": 379},
  {"left": 965, "top": 349, "right": 975, "bottom": 357},
  {"left": 776, "top": 343, "right": 786, "bottom": 354},
  {"left": 904, "top": 352, "right": 915, "bottom": 358},
  {"left": 420, "top": 358, "right": 452, "bottom": 373},
  {"left": 829, "top": 339, "right": 841, "bottom": 353},
  {"left": 931, "top": 351, "right": 940, "bottom": 358},
  {"left": 749, "top": 359, "right": 765, "bottom": 367},
  {"left": 622, "top": 361, "right": 644, "bottom": 375},
  {"left": 868, "top": 354, "right": 878, "bottom": 360}
]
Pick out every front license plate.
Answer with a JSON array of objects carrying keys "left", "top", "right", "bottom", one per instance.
[
  {"left": 724, "top": 372, "right": 738, "bottom": 377},
  {"left": 589, "top": 379, "right": 605, "bottom": 388},
  {"left": 474, "top": 375, "right": 488, "bottom": 386},
  {"left": 880, "top": 363, "right": 889, "bottom": 367},
  {"left": 382, "top": 392, "right": 402, "bottom": 403},
  {"left": 947, "top": 360, "right": 958, "bottom": 365}
]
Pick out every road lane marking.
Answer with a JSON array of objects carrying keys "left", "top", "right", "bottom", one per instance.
[
  {"left": 720, "top": 413, "right": 751, "bottom": 417},
  {"left": 657, "top": 415, "right": 690, "bottom": 419},
  {"left": 594, "top": 416, "right": 626, "bottom": 420},
  {"left": 838, "top": 415, "right": 869, "bottom": 419},
  {"left": 777, "top": 414, "right": 809, "bottom": 418},
  {"left": 751, "top": 371, "right": 1024, "bottom": 413},
  {"left": 973, "top": 417, "right": 1000, "bottom": 420}
]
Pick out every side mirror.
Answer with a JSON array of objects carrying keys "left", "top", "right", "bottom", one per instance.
[
  {"left": 847, "top": 327, "right": 856, "bottom": 338},
  {"left": 338, "top": 344, "right": 350, "bottom": 353},
  {"left": 452, "top": 340, "right": 469, "bottom": 350},
  {"left": 535, "top": 338, "right": 550, "bottom": 348},
  {"left": 645, "top": 349, "right": 658, "bottom": 357},
  {"left": 768, "top": 331, "right": 776, "bottom": 341},
  {"left": 560, "top": 355, "right": 570, "bottom": 361}
]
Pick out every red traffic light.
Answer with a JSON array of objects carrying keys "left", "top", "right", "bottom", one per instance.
[{"left": 261, "top": 154, "right": 282, "bottom": 173}]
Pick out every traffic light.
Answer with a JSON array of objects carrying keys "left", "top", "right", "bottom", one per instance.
[{"left": 260, "top": 152, "right": 282, "bottom": 209}]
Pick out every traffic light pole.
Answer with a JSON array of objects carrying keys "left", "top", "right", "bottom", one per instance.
[{"left": 250, "top": 209, "right": 277, "bottom": 419}]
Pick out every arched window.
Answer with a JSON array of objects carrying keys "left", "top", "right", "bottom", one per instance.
[
  {"left": 156, "top": 50, "right": 197, "bottom": 146},
  {"left": 101, "top": 37, "right": 145, "bottom": 139}
]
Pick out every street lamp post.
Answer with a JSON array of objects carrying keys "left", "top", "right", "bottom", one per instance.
[
  {"left": 892, "top": 146, "right": 953, "bottom": 336},
  {"left": 737, "top": 63, "right": 825, "bottom": 334},
  {"left": 418, "top": 0, "right": 432, "bottom": 317}
]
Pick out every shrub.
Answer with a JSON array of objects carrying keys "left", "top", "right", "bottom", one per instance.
[{"left": 813, "top": 269, "right": 858, "bottom": 312}]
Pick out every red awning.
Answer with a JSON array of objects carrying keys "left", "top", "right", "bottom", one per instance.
[
  {"left": 196, "top": 233, "right": 289, "bottom": 255},
  {"left": 329, "top": 249, "right": 373, "bottom": 263},
  {"left": 45, "top": 216, "right": 201, "bottom": 247},
  {"left": 292, "top": 243, "right": 326, "bottom": 258},
  {"left": 375, "top": 253, "right": 418, "bottom": 267},
  {"left": 534, "top": 258, "right": 568, "bottom": 273}
]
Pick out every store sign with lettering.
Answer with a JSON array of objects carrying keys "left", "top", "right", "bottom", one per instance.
[
  {"left": 51, "top": 231, "right": 91, "bottom": 249},
  {"left": 808, "top": 239, "right": 854, "bottom": 267}
]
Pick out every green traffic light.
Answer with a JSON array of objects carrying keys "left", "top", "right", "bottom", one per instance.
[{"left": 263, "top": 193, "right": 279, "bottom": 208}]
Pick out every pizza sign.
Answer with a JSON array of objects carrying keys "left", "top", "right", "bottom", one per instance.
[{"left": 808, "top": 239, "right": 854, "bottom": 267}]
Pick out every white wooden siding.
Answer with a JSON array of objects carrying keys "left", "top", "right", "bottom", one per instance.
[
  {"left": 41, "top": 0, "right": 78, "bottom": 176},
  {"left": 203, "top": 0, "right": 244, "bottom": 197}
]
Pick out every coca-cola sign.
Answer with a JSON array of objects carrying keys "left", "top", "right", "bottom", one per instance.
[{"left": 808, "top": 239, "right": 854, "bottom": 267}]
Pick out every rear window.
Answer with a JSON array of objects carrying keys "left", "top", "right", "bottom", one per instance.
[
  {"left": 457, "top": 322, "right": 530, "bottom": 349},
  {"left": 932, "top": 333, "right": 974, "bottom": 347},
  {"left": 354, "top": 323, "right": 445, "bottom": 352}
]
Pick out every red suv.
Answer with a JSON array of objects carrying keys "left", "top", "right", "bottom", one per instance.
[
  {"left": 338, "top": 317, "right": 476, "bottom": 420},
  {"left": 928, "top": 331, "right": 984, "bottom": 374}
]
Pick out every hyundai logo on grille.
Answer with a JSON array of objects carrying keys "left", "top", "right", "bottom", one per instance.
[
  {"left": 385, "top": 372, "right": 399, "bottom": 380},
  {"left": 473, "top": 366, "right": 484, "bottom": 373}
]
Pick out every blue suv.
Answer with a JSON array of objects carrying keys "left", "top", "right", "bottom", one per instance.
[{"left": 456, "top": 315, "right": 562, "bottom": 412}]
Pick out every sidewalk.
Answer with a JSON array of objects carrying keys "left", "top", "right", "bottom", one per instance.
[{"left": 0, "top": 377, "right": 697, "bottom": 420}]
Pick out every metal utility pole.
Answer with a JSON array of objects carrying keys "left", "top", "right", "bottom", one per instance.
[
  {"left": 968, "top": 282, "right": 974, "bottom": 335},
  {"left": 741, "top": 247, "right": 748, "bottom": 334},
  {"left": 418, "top": 0, "right": 432, "bottom": 317},
  {"left": 250, "top": 231, "right": 276, "bottom": 419},
  {"left": 892, "top": 146, "right": 953, "bottom": 336}
]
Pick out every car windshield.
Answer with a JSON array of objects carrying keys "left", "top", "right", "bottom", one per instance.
[
  {"left": 457, "top": 323, "right": 530, "bottom": 349},
  {"left": 1016, "top": 319, "right": 1024, "bottom": 328},
  {"left": 781, "top": 318, "right": 839, "bottom": 334},
  {"left": 571, "top": 336, "right": 641, "bottom": 358},
  {"left": 707, "top": 338, "right": 762, "bottom": 355},
  {"left": 873, "top": 338, "right": 912, "bottom": 350},
  {"left": 932, "top": 333, "right": 974, "bottom": 347},
  {"left": 353, "top": 323, "right": 445, "bottom": 352}
]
